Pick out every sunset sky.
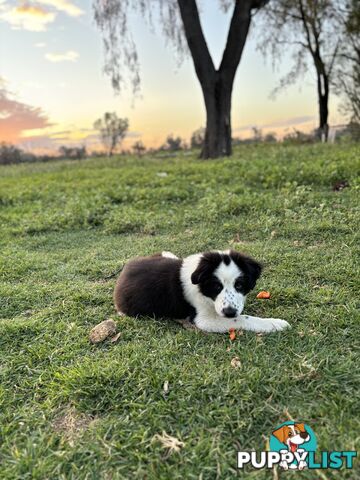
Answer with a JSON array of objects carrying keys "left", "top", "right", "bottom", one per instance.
[{"left": 0, "top": 0, "right": 344, "bottom": 153}]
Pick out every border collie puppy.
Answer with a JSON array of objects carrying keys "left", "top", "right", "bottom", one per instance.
[{"left": 114, "top": 250, "right": 290, "bottom": 333}]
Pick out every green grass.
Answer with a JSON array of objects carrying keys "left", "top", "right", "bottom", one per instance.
[{"left": 0, "top": 144, "right": 359, "bottom": 479}]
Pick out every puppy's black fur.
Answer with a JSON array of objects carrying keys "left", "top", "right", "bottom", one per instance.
[{"left": 114, "top": 254, "right": 195, "bottom": 319}]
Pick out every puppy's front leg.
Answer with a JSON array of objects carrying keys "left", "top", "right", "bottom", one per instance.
[
  {"left": 194, "top": 313, "right": 289, "bottom": 333},
  {"left": 238, "top": 315, "right": 290, "bottom": 333}
]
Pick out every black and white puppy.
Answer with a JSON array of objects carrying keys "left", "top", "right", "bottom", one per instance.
[{"left": 114, "top": 250, "right": 290, "bottom": 333}]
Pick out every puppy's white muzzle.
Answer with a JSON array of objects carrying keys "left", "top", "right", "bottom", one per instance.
[{"left": 214, "top": 292, "right": 245, "bottom": 318}]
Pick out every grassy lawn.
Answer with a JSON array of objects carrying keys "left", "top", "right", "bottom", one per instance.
[{"left": 0, "top": 144, "right": 359, "bottom": 479}]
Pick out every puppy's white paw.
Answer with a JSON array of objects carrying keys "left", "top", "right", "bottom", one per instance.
[{"left": 266, "top": 318, "right": 290, "bottom": 331}]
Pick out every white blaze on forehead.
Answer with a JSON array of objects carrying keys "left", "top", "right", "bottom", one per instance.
[
  {"left": 213, "top": 259, "right": 245, "bottom": 315},
  {"left": 214, "top": 260, "right": 242, "bottom": 286}
]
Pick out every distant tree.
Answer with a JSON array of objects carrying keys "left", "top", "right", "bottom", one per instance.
[
  {"left": 0, "top": 143, "right": 23, "bottom": 165},
  {"left": 132, "top": 140, "right": 146, "bottom": 156},
  {"left": 59, "top": 146, "right": 69, "bottom": 157},
  {"left": 264, "top": 132, "right": 277, "bottom": 143},
  {"left": 93, "top": 0, "right": 270, "bottom": 158},
  {"left": 282, "top": 129, "right": 316, "bottom": 145},
  {"left": 90, "top": 150, "right": 107, "bottom": 158},
  {"left": 78, "top": 146, "right": 87, "bottom": 159},
  {"left": 335, "top": 122, "right": 360, "bottom": 142},
  {"left": 93, "top": 113, "right": 129, "bottom": 157},
  {"left": 59, "top": 145, "right": 87, "bottom": 160},
  {"left": 190, "top": 127, "right": 205, "bottom": 149},
  {"left": 258, "top": 0, "right": 345, "bottom": 142},
  {"left": 335, "top": 0, "right": 360, "bottom": 124},
  {"left": 0, "top": 143, "right": 38, "bottom": 165},
  {"left": 164, "top": 135, "right": 184, "bottom": 152},
  {"left": 251, "top": 127, "right": 263, "bottom": 142},
  {"left": 120, "top": 149, "right": 131, "bottom": 156}
]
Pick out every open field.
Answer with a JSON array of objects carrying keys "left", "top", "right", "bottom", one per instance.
[{"left": 0, "top": 144, "right": 359, "bottom": 479}]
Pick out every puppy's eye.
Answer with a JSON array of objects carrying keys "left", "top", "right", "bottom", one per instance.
[
  {"left": 213, "top": 282, "right": 223, "bottom": 294},
  {"left": 234, "top": 279, "right": 244, "bottom": 291},
  {"left": 288, "top": 432, "right": 293, "bottom": 437}
]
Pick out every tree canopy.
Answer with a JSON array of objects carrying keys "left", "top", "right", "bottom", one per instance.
[
  {"left": 93, "top": 0, "right": 187, "bottom": 95},
  {"left": 257, "top": 0, "right": 346, "bottom": 140},
  {"left": 335, "top": 0, "right": 360, "bottom": 123},
  {"left": 94, "top": 112, "right": 129, "bottom": 156},
  {"left": 93, "top": 0, "right": 269, "bottom": 158}
]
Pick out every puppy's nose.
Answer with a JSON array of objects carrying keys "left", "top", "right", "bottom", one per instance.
[
  {"left": 222, "top": 306, "right": 237, "bottom": 318},
  {"left": 300, "top": 432, "right": 309, "bottom": 440}
]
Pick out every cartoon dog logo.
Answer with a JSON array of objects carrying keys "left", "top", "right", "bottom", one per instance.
[{"left": 272, "top": 423, "right": 311, "bottom": 470}]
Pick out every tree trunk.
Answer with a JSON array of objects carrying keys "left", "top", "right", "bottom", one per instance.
[
  {"left": 177, "top": 0, "right": 259, "bottom": 159},
  {"left": 298, "top": 0, "right": 331, "bottom": 143},
  {"left": 317, "top": 71, "right": 329, "bottom": 142},
  {"left": 201, "top": 75, "right": 232, "bottom": 158}
]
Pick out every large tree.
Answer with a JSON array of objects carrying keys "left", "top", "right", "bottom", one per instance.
[
  {"left": 93, "top": 0, "right": 268, "bottom": 158},
  {"left": 258, "top": 0, "right": 345, "bottom": 141},
  {"left": 336, "top": 0, "right": 360, "bottom": 124}
]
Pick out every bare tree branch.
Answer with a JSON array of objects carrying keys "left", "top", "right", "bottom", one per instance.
[
  {"left": 177, "top": 0, "right": 215, "bottom": 86},
  {"left": 219, "top": 0, "right": 253, "bottom": 82},
  {"left": 298, "top": 0, "right": 315, "bottom": 57}
]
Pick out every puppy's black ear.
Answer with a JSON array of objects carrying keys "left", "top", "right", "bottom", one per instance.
[
  {"left": 191, "top": 263, "right": 206, "bottom": 285},
  {"left": 191, "top": 252, "right": 222, "bottom": 285},
  {"left": 244, "top": 256, "right": 262, "bottom": 290},
  {"left": 230, "top": 250, "right": 262, "bottom": 291},
  {"left": 191, "top": 256, "right": 210, "bottom": 284}
]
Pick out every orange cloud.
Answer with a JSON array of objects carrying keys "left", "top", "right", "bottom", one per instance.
[
  {"left": 17, "top": 4, "right": 48, "bottom": 16},
  {"left": 0, "top": 3, "right": 56, "bottom": 31},
  {"left": 37, "top": 0, "right": 83, "bottom": 17},
  {"left": 0, "top": 83, "right": 52, "bottom": 143}
]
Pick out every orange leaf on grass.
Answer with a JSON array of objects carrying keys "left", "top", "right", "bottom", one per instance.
[
  {"left": 229, "top": 328, "right": 236, "bottom": 341},
  {"left": 256, "top": 291, "right": 271, "bottom": 299}
]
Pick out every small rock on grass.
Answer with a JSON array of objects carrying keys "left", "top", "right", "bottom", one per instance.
[
  {"left": 89, "top": 319, "right": 117, "bottom": 344},
  {"left": 231, "top": 357, "right": 241, "bottom": 368}
]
